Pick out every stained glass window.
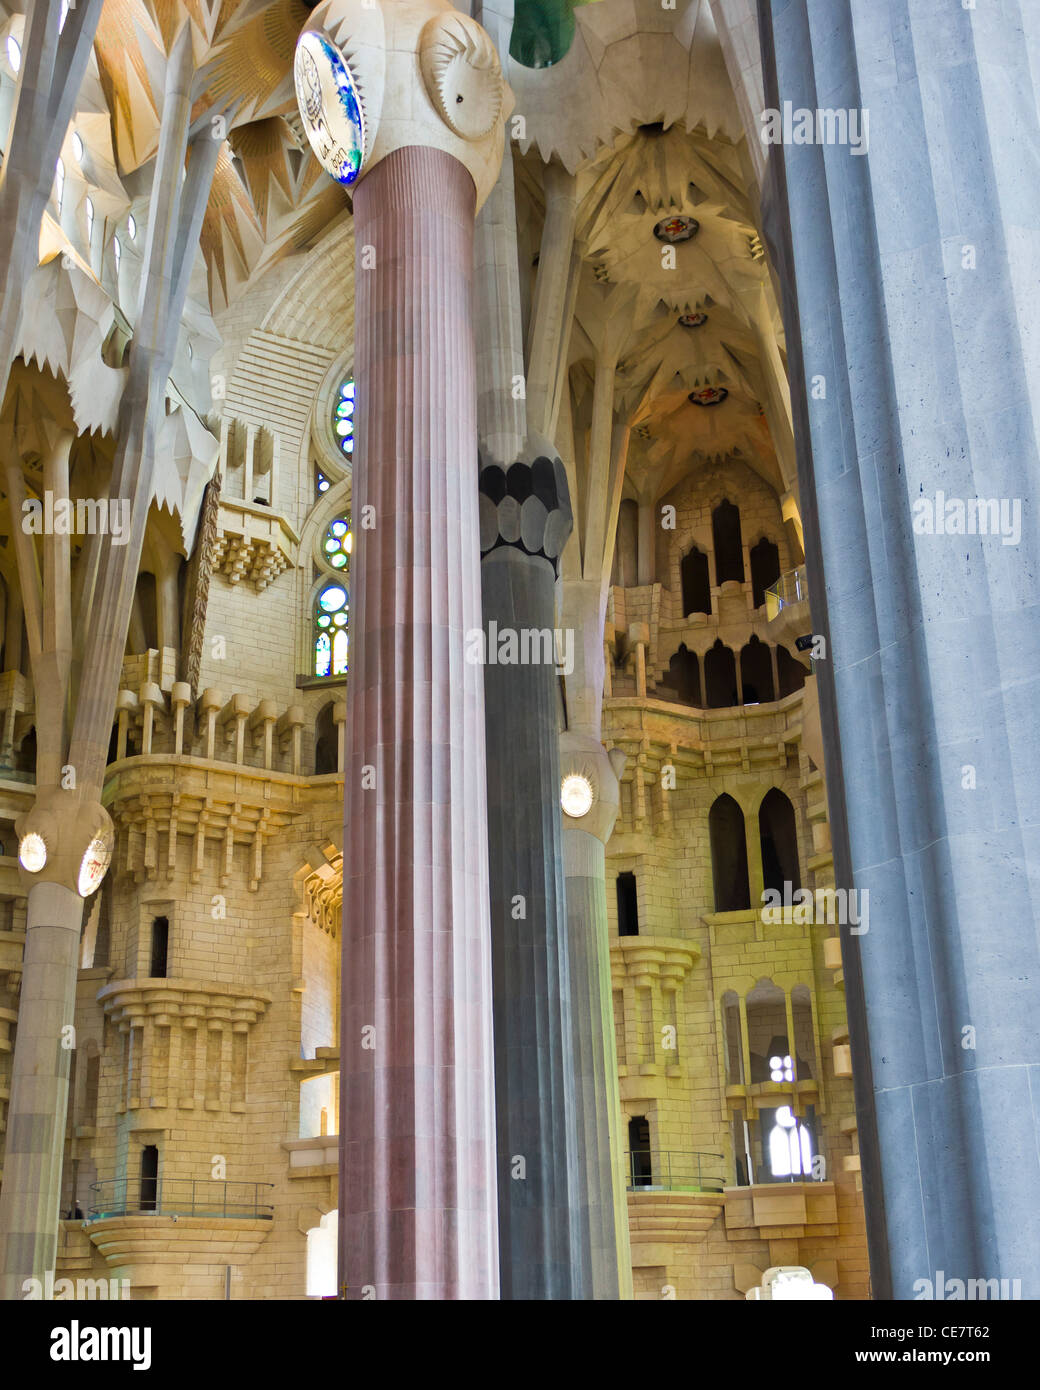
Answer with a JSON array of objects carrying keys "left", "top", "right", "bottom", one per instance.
[
  {"left": 322, "top": 514, "right": 351, "bottom": 570},
  {"left": 314, "top": 517, "right": 350, "bottom": 678},
  {"left": 333, "top": 378, "right": 355, "bottom": 455},
  {"left": 315, "top": 581, "right": 349, "bottom": 677},
  {"left": 316, "top": 469, "right": 329, "bottom": 496}
]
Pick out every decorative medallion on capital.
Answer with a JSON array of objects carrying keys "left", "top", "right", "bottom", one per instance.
[{"left": 296, "top": 0, "right": 513, "bottom": 211}]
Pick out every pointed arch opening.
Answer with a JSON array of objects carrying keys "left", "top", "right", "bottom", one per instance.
[
  {"left": 704, "top": 639, "right": 737, "bottom": 707},
  {"left": 709, "top": 793, "right": 750, "bottom": 911},
  {"left": 666, "top": 643, "right": 702, "bottom": 706},
  {"left": 712, "top": 499, "right": 744, "bottom": 585},
  {"left": 740, "top": 635, "right": 774, "bottom": 704},
  {"left": 680, "top": 544, "right": 711, "bottom": 617},
  {"left": 759, "top": 788, "right": 801, "bottom": 896},
  {"left": 750, "top": 537, "right": 781, "bottom": 609}
]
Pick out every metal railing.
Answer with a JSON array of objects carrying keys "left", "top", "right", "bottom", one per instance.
[
  {"left": 764, "top": 565, "right": 808, "bottom": 621},
  {"left": 88, "top": 1177, "right": 275, "bottom": 1221},
  {"left": 625, "top": 1149, "right": 725, "bottom": 1193}
]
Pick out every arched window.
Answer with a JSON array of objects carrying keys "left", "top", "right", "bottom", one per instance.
[
  {"left": 740, "top": 635, "right": 774, "bottom": 704},
  {"left": 750, "top": 537, "right": 781, "bottom": 608},
  {"left": 709, "top": 794, "right": 750, "bottom": 911},
  {"left": 712, "top": 499, "right": 744, "bottom": 585},
  {"left": 333, "top": 378, "right": 355, "bottom": 456},
  {"left": 759, "top": 788, "right": 801, "bottom": 895},
  {"left": 680, "top": 544, "right": 711, "bottom": 617},
  {"left": 314, "top": 513, "right": 352, "bottom": 678},
  {"left": 314, "top": 582, "right": 349, "bottom": 677},
  {"left": 767, "top": 1106, "right": 814, "bottom": 1179},
  {"left": 666, "top": 643, "right": 701, "bottom": 706},
  {"left": 777, "top": 645, "right": 808, "bottom": 697},
  {"left": 314, "top": 702, "right": 337, "bottom": 774},
  {"left": 704, "top": 639, "right": 737, "bottom": 707}
]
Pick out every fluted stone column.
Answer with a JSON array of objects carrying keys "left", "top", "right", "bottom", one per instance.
[
  {"left": 759, "top": 0, "right": 1040, "bottom": 1298},
  {"left": 478, "top": 446, "right": 580, "bottom": 1299},
  {"left": 341, "top": 146, "right": 498, "bottom": 1299},
  {"left": 557, "top": 566, "right": 633, "bottom": 1299}
]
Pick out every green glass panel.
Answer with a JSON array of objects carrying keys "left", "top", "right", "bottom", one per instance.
[{"left": 510, "top": 0, "right": 582, "bottom": 69}]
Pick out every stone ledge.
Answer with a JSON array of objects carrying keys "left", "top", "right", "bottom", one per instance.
[{"left": 97, "top": 977, "right": 272, "bottom": 1031}]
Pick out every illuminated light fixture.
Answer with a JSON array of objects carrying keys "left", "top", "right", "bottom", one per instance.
[
  {"left": 127, "top": 213, "right": 137, "bottom": 240},
  {"left": 19, "top": 831, "right": 47, "bottom": 873},
  {"left": 113, "top": 234, "right": 121, "bottom": 270},
  {"left": 71, "top": 130, "right": 84, "bottom": 162},
  {"left": 78, "top": 836, "right": 112, "bottom": 897},
  {"left": 769, "top": 1053, "right": 794, "bottom": 1083},
  {"left": 748, "top": 1266, "right": 834, "bottom": 1301},
  {"left": 85, "top": 195, "right": 94, "bottom": 240},
  {"left": 561, "top": 773, "right": 594, "bottom": 819},
  {"left": 6, "top": 35, "right": 21, "bottom": 72}
]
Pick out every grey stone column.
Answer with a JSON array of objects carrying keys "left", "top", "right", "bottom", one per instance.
[
  {"left": 479, "top": 457, "right": 580, "bottom": 1297},
  {"left": 472, "top": 0, "right": 585, "bottom": 1301},
  {"left": 560, "top": 731, "right": 632, "bottom": 1300},
  {"left": 0, "top": 883, "right": 83, "bottom": 1299},
  {"left": 341, "top": 146, "right": 498, "bottom": 1299},
  {"left": 759, "top": 0, "right": 1040, "bottom": 1298}
]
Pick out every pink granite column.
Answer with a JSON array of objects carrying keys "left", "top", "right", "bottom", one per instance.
[{"left": 340, "top": 145, "right": 498, "bottom": 1299}]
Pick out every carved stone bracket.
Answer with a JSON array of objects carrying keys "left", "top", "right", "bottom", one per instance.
[{"left": 211, "top": 499, "right": 299, "bottom": 591}]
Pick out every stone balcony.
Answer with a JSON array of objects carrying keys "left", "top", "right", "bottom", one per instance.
[
  {"left": 611, "top": 935, "right": 700, "bottom": 1098},
  {"left": 84, "top": 1176, "right": 275, "bottom": 1297},
  {"left": 211, "top": 497, "right": 299, "bottom": 592},
  {"left": 724, "top": 1180, "right": 838, "bottom": 1243},
  {"left": 603, "top": 687, "right": 812, "bottom": 810},
  {"left": 97, "top": 977, "right": 271, "bottom": 1115}
]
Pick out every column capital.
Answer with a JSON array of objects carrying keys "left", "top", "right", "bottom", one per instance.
[
  {"left": 478, "top": 433, "right": 573, "bottom": 576},
  {"left": 14, "top": 787, "right": 113, "bottom": 897},
  {"left": 559, "top": 732, "right": 626, "bottom": 846},
  {"left": 297, "top": 0, "right": 512, "bottom": 212}
]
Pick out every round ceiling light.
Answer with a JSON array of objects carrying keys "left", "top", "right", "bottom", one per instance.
[
  {"left": 19, "top": 831, "right": 47, "bottom": 873},
  {"left": 78, "top": 836, "right": 112, "bottom": 897},
  {"left": 561, "top": 773, "right": 594, "bottom": 819}
]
